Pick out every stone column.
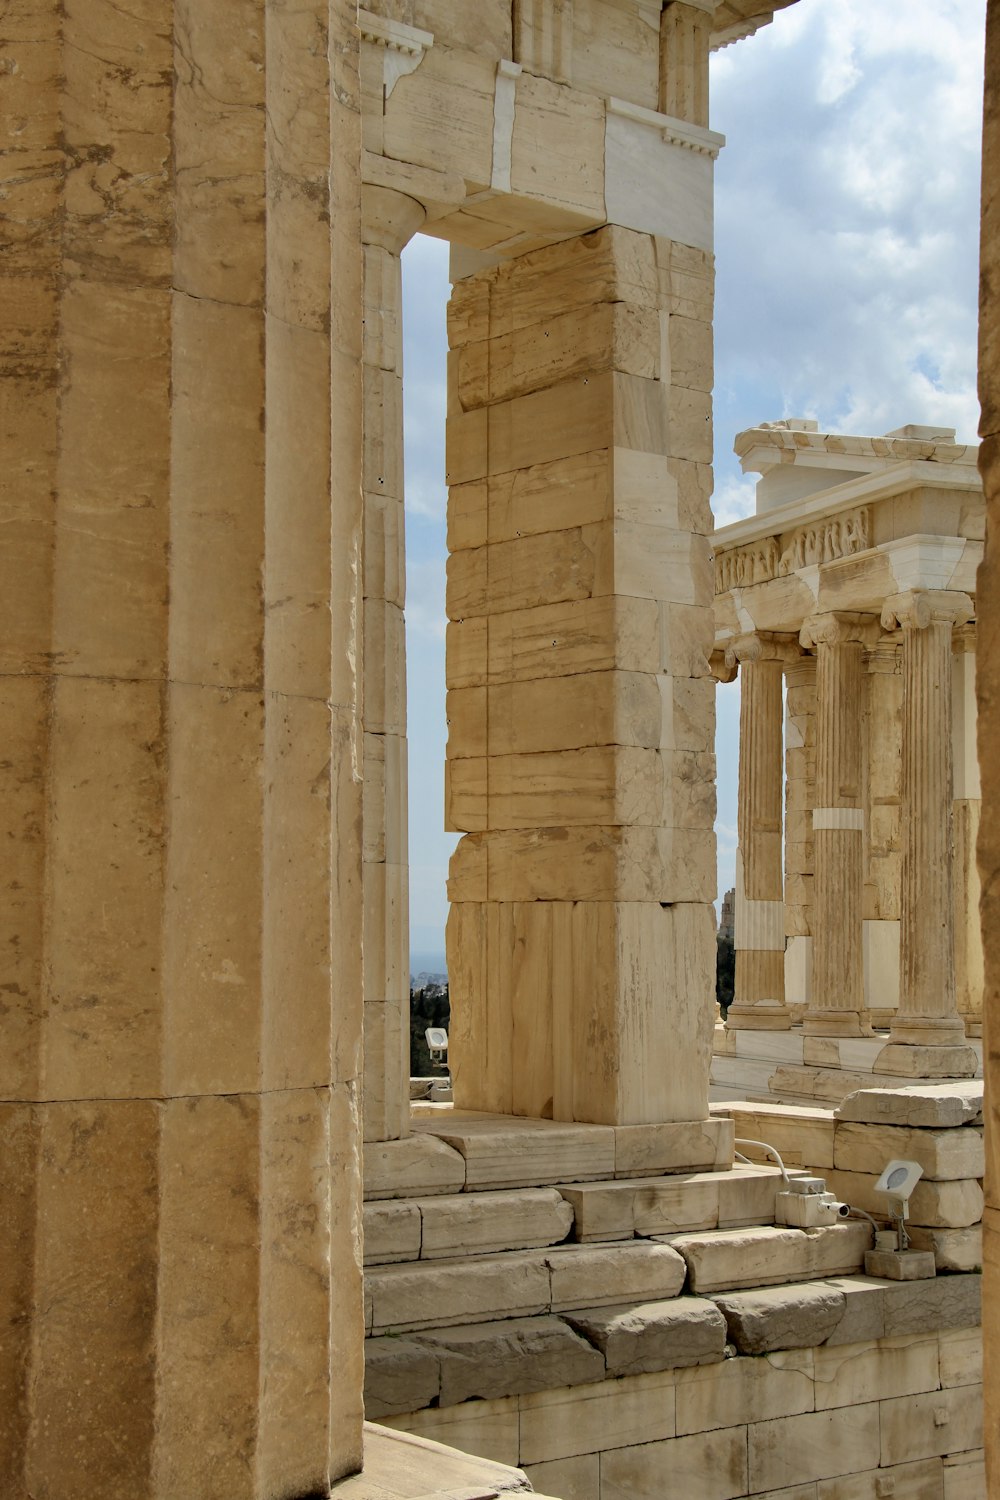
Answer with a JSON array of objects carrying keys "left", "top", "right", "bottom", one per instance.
[
  {"left": 863, "top": 636, "right": 903, "bottom": 1025},
  {"left": 659, "top": 0, "right": 711, "bottom": 125},
  {"left": 0, "top": 0, "right": 366, "bottom": 1492},
  {"left": 725, "top": 634, "right": 795, "bottom": 1030},
  {"left": 783, "top": 653, "right": 817, "bottom": 1017},
  {"left": 445, "top": 222, "right": 717, "bottom": 1126},
  {"left": 952, "top": 624, "right": 984, "bottom": 1036},
  {"left": 361, "top": 187, "right": 425, "bottom": 1143},
  {"left": 876, "top": 592, "right": 978, "bottom": 1078},
  {"left": 801, "top": 613, "right": 878, "bottom": 1038}
]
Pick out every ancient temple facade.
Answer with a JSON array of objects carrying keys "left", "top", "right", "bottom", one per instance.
[{"left": 713, "top": 420, "right": 984, "bottom": 1100}]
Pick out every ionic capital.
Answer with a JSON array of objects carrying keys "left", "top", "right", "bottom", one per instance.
[
  {"left": 880, "top": 589, "right": 974, "bottom": 633},
  {"left": 723, "top": 631, "right": 800, "bottom": 670},
  {"left": 799, "top": 611, "right": 880, "bottom": 651},
  {"left": 710, "top": 648, "right": 738, "bottom": 684}
]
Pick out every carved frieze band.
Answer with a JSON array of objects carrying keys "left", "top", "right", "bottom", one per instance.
[{"left": 714, "top": 506, "right": 871, "bottom": 594}]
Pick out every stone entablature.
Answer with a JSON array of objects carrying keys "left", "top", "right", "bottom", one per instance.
[{"left": 715, "top": 505, "right": 871, "bottom": 591}]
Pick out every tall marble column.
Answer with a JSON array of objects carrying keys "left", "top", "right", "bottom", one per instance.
[
  {"left": 863, "top": 635, "right": 903, "bottom": 1025},
  {"left": 361, "top": 187, "right": 424, "bottom": 1143},
  {"left": 783, "top": 653, "right": 817, "bottom": 1017},
  {"left": 877, "top": 591, "right": 978, "bottom": 1078},
  {"left": 726, "top": 634, "right": 795, "bottom": 1030},
  {"left": 801, "top": 613, "right": 878, "bottom": 1038}
]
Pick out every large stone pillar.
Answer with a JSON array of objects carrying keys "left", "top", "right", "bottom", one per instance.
[
  {"left": 783, "top": 653, "right": 816, "bottom": 1018},
  {"left": 0, "top": 0, "right": 366, "bottom": 1492},
  {"left": 952, "top": 624, "right": 984, "bottom": 1035},
  {"left": 361, "top": 187, "right": 425, "bottom": 1143},
  {"left": 877, "top": 591, "right": 978, "bottom": 1079},
  {"left": 976, "top": 9, "right": 1000, "bottom": 1490},
  {"left": 801, "top": 613, "right": 877, "bottom": 1038},
  {"left": 445, "top": 223, "right": 716, "bottom": 1126},
  {"left": 726, "top": 634, "right": 794, "bottom": 1030}
]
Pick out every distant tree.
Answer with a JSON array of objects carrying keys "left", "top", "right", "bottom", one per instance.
[
  {"left": 410, "top": 984, "right": 450, "bottom": 1075},
  {"left": 716, "top": 932, "right": 735, "bottom": 1019}
]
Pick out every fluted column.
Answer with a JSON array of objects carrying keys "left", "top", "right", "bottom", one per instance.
[
  {"left": 877, "top": 591, "right": 978, "bottom": 1078},
  {"left": 726, "top": 634, "right": 796, "bottom": 1030},
  {"left": 801, "top": 613, "right": 878, "bottom": 1037},
  {"left": 783, "top": 653, "right": 817, "bottom": 1017},
  {"left": 952, "top": 623, "right": 983, "bottom": 1036},
  {"left": 863, "top": 635, "right": 903, "bottom": 1025},
  {"left": 361, "top": 186, "right": 425, "bottom": 1143}
]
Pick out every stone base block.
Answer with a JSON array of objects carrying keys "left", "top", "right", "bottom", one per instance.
[
  {"left": 863, "top": 1247, "right": 937, "bottom": 1280},
  {"left": 564, "top": 1297, "right": 726, "bottom": 1377},
  {"left": 416, "top": 1114, "right": 616, "bottom": 1189},
  {"left": 560, "top": 1164, "right": 781, "bottom": 1242},
  {"left": 724, "top": 1004, "right": 793, "bottom": 1031},
  {"left": 667, "top": 1222, "right": 871, "bottom": 1294},
  {"left": 833, "top": 1119, "right": 984, "bottom": 1181},
  {"left": 365, "top": 1134, "right": 466, "bottom": 1200},
  {"left": 908, "top": 1225, "right": 983, "bottom": 1272},
  {"left": 612, "top": 1118, "right": 735, "bottom": 1176},
  {"left": 835, "top": 1081, "right": 983, "bottom": 1128},
  {"left": 874, "top": 1042, "right": 980, "bottom": 1079}
]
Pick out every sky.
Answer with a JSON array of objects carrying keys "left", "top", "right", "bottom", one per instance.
[{"left": 401, "top": 0, "right": 986, "bottom": 960}]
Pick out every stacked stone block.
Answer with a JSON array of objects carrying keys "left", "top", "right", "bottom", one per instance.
[{"left": 445, "top": 224, "right": 716, "bottom": 1127}]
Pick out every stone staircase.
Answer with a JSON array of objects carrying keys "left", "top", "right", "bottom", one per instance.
[{"left": 362, "top": 1110, "right": 880, "bottom": 1420}]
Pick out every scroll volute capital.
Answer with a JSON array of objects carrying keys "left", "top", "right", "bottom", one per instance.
[
  {"left": 799, "top": 611, "right": 880, "bottom": 651},
  {"left": 881, "top": 589, "right": 974, "bottom": 632},
  {"left": 721, "top": 631, "right": 800, "bottom": 673}
]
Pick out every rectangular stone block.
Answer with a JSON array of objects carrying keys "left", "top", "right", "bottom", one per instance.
[
  {"left": 601, "top": 1426, "right": 747, "bottom": 1500},
  {"left": 546, "top": 1242, "right": 686, "bottom": 1311},
  {"left": 413, "top": 1315, "right": 604, "bottom": 1407},
  {"left": 672, "top": 1222, "right": 869, "bottom": 1295},
  {"left": 674, "top": 1348, "right": 815, "bottom": 1435},
  {"left": 613, "top": 1118, "right": 735, "bottom": 1177},
  {"left": 481, "top": 671, "right": 662, "bottom": 756},
  {"left": 382, "top": 1396, "right": 521, "bottom": 1468},
  {"left": 823, "top": 1169, "right": 984, "bottom": 1229},
  {"left": 419, "top": 1115, "right": 616, "bottom": 1189},
  {"left": 881, "top": 1273, "right": 982, "bottom": 1338},
  {"left": 363, "top": 1135, "right": 466, "bottom": 1201},
  {"left": 880, "top": 1385, "right": 984, "bottom": 1466},
  {"left": 363, "top": 1201, "right": 421, "bottom": 1266},
  {"left": 366, "top": 1251, "right": 551, "bottom": 1334},
  {"left": 363, "top": 1335, "right": 439, "bottom": 1420},
  {"left": 943, "top": 1451, "right": 986, "bottom": 1500},
  {"left": 722, "top": 1102, "right": 836, "bottom": 1171},
  {"left": 518, "top": 1368, "right": 677, "bottom": 1464},
  {"left": 485, "top": 595, "right": 660, "bottom": 683},
  {"left": 937, "top": 1327, "right": 982, "bottom": 1388},
  {"left": 418, "top": 1187, "right": 573, "bottom": 1259},
  {"left": 833, "top": 1121, "right": 984, "bottom": 1181},
  {"left": 812, "top": 1333, "right": 940, "bottom": 1410},
  {"left": 565, "top": 1297, "right": 726, "bottom": 1378},
  {"left": 749, "top": 1405, "right": 881, "bottom": 1492},
  {"left": 835, "top": 1083, "right": 982, "bottom": 1129}
]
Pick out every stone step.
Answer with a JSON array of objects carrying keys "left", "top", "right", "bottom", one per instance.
[
  {"left": 663, "top": 1221, "right": 872, "bottom": 1294},
  {"left": 711, "top": 1271, "right": 982, "bottom": 1356},
  {"left": 363, "top": 1187, "right": 574, "bottom": 1266},
  {"left": 559, "top": 1163, "right": 782, "bottom": 1242},
  {"left": 366, "top": 1114, "right": 736, "bottom": 1198},
  {"left": 365, "top": 1270, "right": 983, "bottom": 1422},
  {"left": 365, "top": 1240, "right": 688, "bottom": 1335}
]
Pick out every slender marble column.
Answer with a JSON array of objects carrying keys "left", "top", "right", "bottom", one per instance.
[
  {"left": 726, "top": 634, "right": 795, "bottom": 1030},
  {"left": 952, "top": 624, "right": 984, "bottom": 1036},
  {"left": 877, "top": 591, "right": 978, "bottom": 1078},
  {"left": 783, "top": 653, "right": 817, "bottom": 1016},
  {"left": 863, "top": 636, "right": 903, "bottom": 1024},
  {"left": 801, "top": 613, "right": 878, "bottom": 1037}
]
